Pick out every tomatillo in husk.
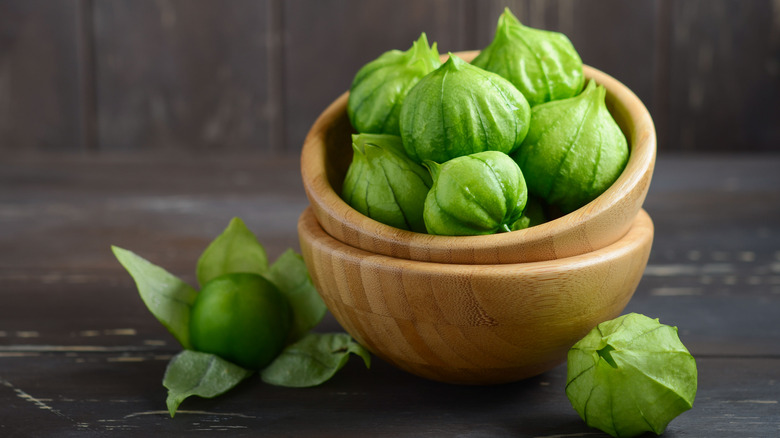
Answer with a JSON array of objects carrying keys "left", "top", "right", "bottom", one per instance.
[
  {"left": 399, "top": 53, "right": 531, "bottom": 164},
  {"left": 472, "top": 8, "right": 584, "bottom": 106},
  {"left": 347, "top": 33, "right": 441, "bottom": 136},
  {"left": 189, "top": 273, "right": 292, "bottom": 370},
  {"left": 341, "top": 133, "right": 432, "bottom": 232},
  {"left": 566, "top": 313, "right": 697, "bottom": 438},
  {"left": 423, "top": 151, "right": 527, "bottom": 236},
  {"left": 512, "top": 80, "right": 629, "bottom": 214}
]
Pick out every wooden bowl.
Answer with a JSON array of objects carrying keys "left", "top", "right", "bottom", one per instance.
[
  {"left": 299, "top": 207, "right": 654, "bottom": 384},
  {"left": 300, "top": 51, "right": 656, "bottom": 264}
]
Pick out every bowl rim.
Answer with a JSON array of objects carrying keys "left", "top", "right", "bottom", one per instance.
[
  {"left": 299, "top": 206, "right": 654, "bottom": 274},
  {"left": 301, "top": 51, "right": 656, "bottom": 264}
]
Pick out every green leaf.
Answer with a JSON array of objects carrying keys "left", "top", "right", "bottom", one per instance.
[
  {"left": 264, "top": 249, "right": 327, "bottom": 343},
  {"left": 261, "top": 333, "right": 371, "bottom": 388},
  {"left": 196, "top": 217, "right": 269, "bottom": 287},
  {"left": 163, "top": 350, "right": 254, "bottom": 417},
  {"left": 111, "top": 246, "right": 198, "bottom": 349}
]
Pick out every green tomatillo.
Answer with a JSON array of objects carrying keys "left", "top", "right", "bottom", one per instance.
[
  {"left": 347, "top": 33, "right": 441, "bottom": 135},
  {"left": 512, "top": 80, "right": 629, "bottom": 214},
  {"left": 423, "top": 151, "right": 527, "bottom": 236},
  {"left": 189, "top": 272, "right": 292, "bottom": 370},
  {"left": 399, "top": 53, "right": 531, "bottom": 164},
  {"left": 341, "top": 133, "right": 432, "bottom": 232},
  {"left": 566, "top": 313, "right": 697, "bottom": 438},
  {"left": 471, "top": 8, "right": 584, "bottom": 106}
]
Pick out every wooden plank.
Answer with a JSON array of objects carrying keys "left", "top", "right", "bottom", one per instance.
[
  {"left": 0, "top": 350, "right": 777, "bottom": 435},
  {"left": 668, "top": 0, "right": 780, "bottom": 151},
  {"left": 282, "top": 0, "right": 468, "bottom": 153},
  {"left": 0, "top": 0, "right": 84, "bottom": 153},
  {"left": 92, "top": 0, "right": 272, "bottom": 153},
  {"left": 0, "top": 155, "right": 305, "bottom": 275}
]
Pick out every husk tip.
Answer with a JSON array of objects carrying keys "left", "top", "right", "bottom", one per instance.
[
  {"left": 410, "top": 32, "right": 429, "bottom": 53},
  {"left": 444, "top": 52, "right": 465, "bottom": 67},
  {"left": 500, "top": 7, "right": 522, "bottom": 26}
]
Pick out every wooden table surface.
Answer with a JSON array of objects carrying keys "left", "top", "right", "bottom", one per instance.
[{"left": 1, "top": 154, "right": 779, "bottom": 437}]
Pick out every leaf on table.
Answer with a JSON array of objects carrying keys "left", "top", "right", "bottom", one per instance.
[
  {"left": 111, "top": 246, "right": 198, "bottom": 349},
  {"left": 163, "top": 350, "right": 254, "bottom": 417},
  {"left": 264, "top": 249, "right": 327, "bottom": 343},
  {"left": 196, "top": 217, "right": 269, "bottom": 287},
  {"left": 261, "top": 333, "right": 371, "bottom": 388}
]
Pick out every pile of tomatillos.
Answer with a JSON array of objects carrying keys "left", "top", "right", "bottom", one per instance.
[{"left": 342, "top": 8, "right": 629, "bottom": 236}]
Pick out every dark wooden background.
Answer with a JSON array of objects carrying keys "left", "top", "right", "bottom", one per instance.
[{"left": 1, "top": 0, "right": 779, "bottom": 156}]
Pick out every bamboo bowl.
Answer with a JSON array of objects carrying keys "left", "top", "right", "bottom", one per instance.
[
  {"left": 298, "top": 51, "right": 657, "bottom": 384},
  {"left": 298, "top": 207, "right": 653, "bottom": 384},
  {"left": 300, "top": 51, "right": 656, "bottom": 264}
]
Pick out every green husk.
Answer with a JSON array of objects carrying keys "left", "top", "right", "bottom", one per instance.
[
  {"left": 348, "top": 33, "right": 441, "bottom": 135},
  {"left": 400, "top": 53, "right": 531, "bottom": 164},
  {"left": 342, "top": 134, "right": 432, "bottom": 232},
  {"left": 472, "top": 8, "right": 584, "bottom": 106},
  {"left": 512, "top": 80, "right": 628, "bottom": 213},
  {"left": 423, "top": 151, "right": 527, "bottom": 236},
  {"left": 566, "top": 313, "right": 697, "bottom": 438}
]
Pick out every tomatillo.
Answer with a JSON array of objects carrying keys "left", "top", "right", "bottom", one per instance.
[
  {"left": 189, "top": 273, "right": 292, "bottom": 370},
  {"left": 423, "top": 151, "right": 528, "bottom": 236}
]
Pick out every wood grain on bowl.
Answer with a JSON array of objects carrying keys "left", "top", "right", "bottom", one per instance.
[
  {"left": 298, "top": 207, "right": 654, "bottom": 385},
  {"left": 300, "top": 51, "right": 656, "bottom": 265}
]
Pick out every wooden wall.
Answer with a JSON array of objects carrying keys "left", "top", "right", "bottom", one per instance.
[{"left": 1, "top": 0, "right": 778, "bottom": 156}]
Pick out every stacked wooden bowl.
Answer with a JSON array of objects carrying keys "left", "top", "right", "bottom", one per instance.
[{"left": 298, "top": 52, "right": 656, "bottom": 384}]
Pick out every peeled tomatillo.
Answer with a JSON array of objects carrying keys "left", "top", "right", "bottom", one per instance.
[{"left": 189, "top": 273, "right": 292, "bottom": 370}]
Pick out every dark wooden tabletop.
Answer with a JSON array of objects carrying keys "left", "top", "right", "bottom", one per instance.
[{"left": 1, "top": 154, "right": 779, "bottom": 437}]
